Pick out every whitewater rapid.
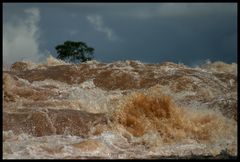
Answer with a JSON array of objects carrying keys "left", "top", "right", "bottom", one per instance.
[{"left": 3, "top": 56, "right": 237, "bottom": 159}]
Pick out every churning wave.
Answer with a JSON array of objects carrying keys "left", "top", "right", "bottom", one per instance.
[{"left": 3, "top": 56, "right": 237, "bottom": 159}]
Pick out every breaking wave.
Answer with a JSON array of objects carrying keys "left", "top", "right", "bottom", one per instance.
[
  {"left": 200, "top": 61, "right": 237, "bottom": 75},
  {"left": 113, "top": 92, "right": 236, "bottom": 145},
  {"left": 9, "top": 55, "right": 71, "bottom": 72},
  {"left": 3, "top": 57, "right": 237, "bottom": 159}
]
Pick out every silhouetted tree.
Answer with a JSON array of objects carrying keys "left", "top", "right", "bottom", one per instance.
[{"left": 55, "top": 41, "right": 94, "bottom": 63}]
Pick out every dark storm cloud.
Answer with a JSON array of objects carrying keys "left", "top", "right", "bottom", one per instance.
[{"left": 3, "top": 3, "right": 237, "bottom": 65}]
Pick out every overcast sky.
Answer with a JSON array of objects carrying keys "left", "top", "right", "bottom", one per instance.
[{"left": 3, "top": 3, "right": 237, "bottom": 66}]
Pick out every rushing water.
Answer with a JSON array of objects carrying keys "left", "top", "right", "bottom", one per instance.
[{"left": 3, "top": 56, "right": 237, "bottom": 159}]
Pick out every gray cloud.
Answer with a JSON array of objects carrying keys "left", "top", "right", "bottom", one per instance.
[
  {"left": 68, "top": 29, "right": 79, "bottom": 36},
  {"left": 87, "top": 14, "right": 118, "bottom": 41},
  {"left": 3, "top": 7, "right": 43, "bottom": 65},
  {"left": 122, "top": 3, "right": 237, "bottom": 19},
  {"left": 3, "top": 3, "right": 237, "bottom": 65}
]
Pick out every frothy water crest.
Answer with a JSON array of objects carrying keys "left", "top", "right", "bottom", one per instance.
[{"left": 3, "top": 57, "right": 237, "bottom": 159}]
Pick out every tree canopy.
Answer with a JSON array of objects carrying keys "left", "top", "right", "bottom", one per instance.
[{"left": 55, "top": 41, "right": 94, "bottom": 63}]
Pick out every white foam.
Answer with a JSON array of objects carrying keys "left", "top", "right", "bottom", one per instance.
[
  {"left": 3, "top": 59, "right": 237, "bottom": 159},
  {"left": 46, "top": 55, "right": 71, "bottom": 66}
]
